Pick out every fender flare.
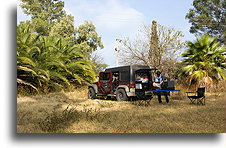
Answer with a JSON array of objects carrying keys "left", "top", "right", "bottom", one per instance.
[
  {"left": 116, "top": 85, "right": 129, "bottom": 92},
  {"left": 116, "top": 85, "right": 136, "bottom": 97},
  {"left": 88, "top": 84, "right": 98, "bottom": 94}
]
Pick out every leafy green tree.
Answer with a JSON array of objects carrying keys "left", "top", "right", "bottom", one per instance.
[
  {"left": 49, "top": 17, "right": 105, "bottom": 56},
  {"left": 32, "top": 17, "right": 52, "bottom": 36},
  {"left": 75, "top": 21, "right": 104, "bottom": 54},
  {"left": 20, "top": 0, "right": 65, "bottom": 36},
  {"left": 180, "top": 34, "right": 225, "bottom": 88},
  {"left": 20, "top": 0, "right": 65, "bottom": 21},
  {"left": 49, "top": 14, "right": 75, "bottom": 39},
  {"left": 186, "top": 0, "right": 226, "bottom": 44}
]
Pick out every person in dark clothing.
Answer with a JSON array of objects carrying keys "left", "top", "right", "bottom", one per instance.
[
  {"left": 157, "top": 92, "right": 169, "bottom": 103},
  {"left": 153, "top": 71, "right": 169, "bottom": 103},
  {"left": 112, "top": 72, "right": 119, "bottom": 92}
]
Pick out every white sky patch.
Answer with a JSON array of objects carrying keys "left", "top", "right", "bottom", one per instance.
[
  {"left": 95, "top": 41, "right": 118, "bottom": 68},
  {"left": 65, "top": 0, "right": 145, "bottom": 31},
  {"left": 64, "top": 7, "right": 73, "bottom": 17},
  {"left": 94, "top": 0, "right": 144, "bottom": 31},
  {"left": 17, "top": 0, "right": 30, "bottom": 24},
  {"left": 64, "top": 0, "right": 145, "bottom": 67},
  {"left": 182, "top": 25, "right": 195, "bottom": 42}
]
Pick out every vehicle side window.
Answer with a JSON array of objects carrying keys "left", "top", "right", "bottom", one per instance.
[
  {"left": 119, "top": 71, "right": 129, "bottom": 82},
  {"left": 99, "top": 73, "right": 110, "bottom": 81}
]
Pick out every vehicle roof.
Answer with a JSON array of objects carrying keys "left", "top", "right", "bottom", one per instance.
[{"left": 105, "top": 65, "right": 156, "bottom": 72}]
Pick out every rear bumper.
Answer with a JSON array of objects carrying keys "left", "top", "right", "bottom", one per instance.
[
  {"left": 127, "top": 90, "right": 153, "bottom": 97},
  {"left": 127, "top": 92, "right": 136, "bottom": 97},
  {"left": 145, "top": 90, "right": 152, "bottom": 95}
]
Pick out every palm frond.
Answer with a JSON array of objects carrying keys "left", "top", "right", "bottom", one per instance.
[
  {"left": 191, "top": 70, "right": 207, "bottom": 81},
  {"left": 50, "top": 72, "right": 70, "bottom": 86},
  {"left": 182, "top": 65, "right": 197, "bottom": 74},
  {"left": 17, "top": 57, "right": 36, "bottom": 67},
  {"left": 17, "top": 66, "right": 37, "bottom": 75},
  {"left": 17, "top": 78, "right": 38, "bottom": 92}
]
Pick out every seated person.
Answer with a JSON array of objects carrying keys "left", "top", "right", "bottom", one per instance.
[
  {"left": 153, "top": 71, "right": 167, "bottom": 89},
  {"left": 153, "top": 71, "right": 169, "bottom": 103},
  {"left": 112, "top": 73, "right": 119, "bottom": 91}
]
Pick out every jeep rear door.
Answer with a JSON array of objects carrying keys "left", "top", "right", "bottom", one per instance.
[
  {"left": 134, "top": 70, "right": 152, "bottom": 98},
  {"left": 99, "top": 72, "right": 112, "bottom": 94}
]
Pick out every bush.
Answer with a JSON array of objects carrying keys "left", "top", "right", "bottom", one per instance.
[
  {"left": 39, "top": 105, "right": 80, "bottom": 132},
  {"left": 39, "top": 104, "right": 106, "bottom": 132}
]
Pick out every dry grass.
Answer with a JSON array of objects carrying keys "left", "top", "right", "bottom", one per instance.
[{"left": 17, "top": 87, "right": 225, "bottom": 133}]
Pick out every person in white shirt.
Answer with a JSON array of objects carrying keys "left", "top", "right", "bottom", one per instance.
[
  {"left": 153, "top": 71, "right": 169, "bottom": 103},
  {"left": 153, "top": 71, "right": 164, "bottom": 88}
]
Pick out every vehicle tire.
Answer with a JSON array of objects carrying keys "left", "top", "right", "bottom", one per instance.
[
  {"left": 88, "top": 87, "right": 96, "bottom": 99},
  {"left": 116, "top": 89, "right": 128, "bottom": 101}
]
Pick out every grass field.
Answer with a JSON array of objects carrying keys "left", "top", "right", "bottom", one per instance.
[{"left": 17, "top": 87, "right": 225, "bottom": 133}]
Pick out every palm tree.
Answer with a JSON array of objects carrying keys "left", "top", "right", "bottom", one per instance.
[
  {"left": 180, "top": 34, "right": 225, "bottom": 89},
  {"left": 17, "top": 21, "right": 44, "bottom": 93},
  {"left": 17, "top": 22, "right": 97, "bottom": 93}
]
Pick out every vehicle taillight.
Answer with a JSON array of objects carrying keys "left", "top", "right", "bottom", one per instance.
[{"left": 129, "top": 83, "right": 135, "bottom": 88}]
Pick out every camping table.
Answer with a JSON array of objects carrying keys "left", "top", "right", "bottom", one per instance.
[
  {"left": 151, "top": 89, "right": 181, "bottom": 100},
  {"left": 134, "top": 89, "right": 181, "bottom": 106},
  {"left": 151, "top": 89, "right": 181, "bottom": 92}
]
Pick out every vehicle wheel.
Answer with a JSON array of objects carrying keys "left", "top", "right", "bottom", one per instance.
[
  {"left": 116, "top": 89, "right": 128, "bottom": 101},
  {"left": 88, "top": 87, "right": 96, "bottom": 99}
]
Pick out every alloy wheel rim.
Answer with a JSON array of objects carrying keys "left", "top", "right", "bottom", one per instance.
[
  {"left": 89, "top": 90, "right": 92, "bottom": 98},
  {"left": 119, "top": 92, "right": 123, "bottom": 100}
]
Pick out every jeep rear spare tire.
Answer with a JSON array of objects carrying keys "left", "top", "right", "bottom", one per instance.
[
  {"left": 88, "top": 87, "right": 96, "bottom": 99},
  {"left": 116, "top": 89, "right": 128, "bottom": 101}
]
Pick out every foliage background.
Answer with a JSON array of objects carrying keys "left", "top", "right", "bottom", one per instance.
[{"left": 17, "top": 0, "right": 108, "bottom": 95}]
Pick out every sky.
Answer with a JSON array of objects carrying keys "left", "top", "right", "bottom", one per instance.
[{"left": 17, "top": 0, "right": 195, "bottom": 68}]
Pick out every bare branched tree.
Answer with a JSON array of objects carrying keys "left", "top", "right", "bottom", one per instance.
[{"left": 119, "top": 20, "right": 186, "bottom": 78}]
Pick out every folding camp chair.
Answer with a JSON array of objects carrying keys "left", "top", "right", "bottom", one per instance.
[
  {"left": 136, "top": 99, "right": 151, "bottom": 106},
  {"left": 134, "top": 91, "right": 152, "bottom": 106},
  {"left": 186, "top": 87, "right": 205, "bottom": 105}
]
